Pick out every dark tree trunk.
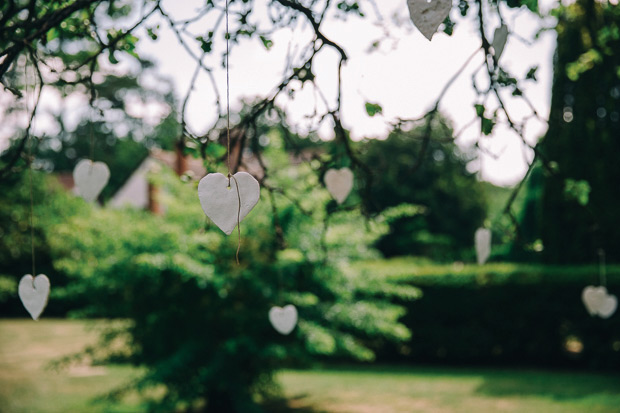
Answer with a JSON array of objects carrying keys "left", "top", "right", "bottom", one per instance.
[
  {"left": 205, "top": 390, "right": 236, "bottom": 412},
  {"left": 538, "top": 0, "right": 620, "bottom": 263},
  {"left": 204, "top": 389, "right": 261, "bottom": 413}
]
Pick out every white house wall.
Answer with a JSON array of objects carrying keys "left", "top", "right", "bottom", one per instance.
[{"left": 108, "top": 158, "right": 155, "bottom": 209}]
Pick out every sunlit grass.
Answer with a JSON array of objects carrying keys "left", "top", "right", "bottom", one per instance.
[
  {"left": 1, "top": 319, "right": 619, "bottom": 412},
  {"left": 357, "top": 257, "right": 620, "bottom": 282},
  {"left": 0, "top": 319, "right": 145, "bottom": 413},
  {"left": 278, "top": 366, "right": 620, "bottom": 413}
]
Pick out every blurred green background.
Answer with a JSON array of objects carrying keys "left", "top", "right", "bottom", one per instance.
[{"left": 1, "top": 0, "right": 620, "bottom": 412}]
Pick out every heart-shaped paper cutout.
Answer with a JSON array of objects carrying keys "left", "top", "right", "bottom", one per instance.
[
  {"left": 18, "top": 274, "right": 50, "bottom": 320},
  {"left": 582, "top": 286, "right": 617, "bottom": 318},
  {"left": 598, "top": 293, "right": 617, "bottom": 319},
  {"left": 269, "top": 305, "right": 298, "bottom": 335},
  {"left": 73, "top": 159, "right": 110, "bottom": 202},
  {"left": 325, "top": 168, "right": 354, "bottom": 205},
  {"left": 475, "top": 228, "right": 491, "bottom": 265},
  {"left": 492, "top": 24, "right": 509, "bottom": 61},
  {"left": 197, "top": 172, "right": 260, "bottom": 235},
  {"left": 582, "top": 286, "right": 606, "bottom": 316},
  {"left": 407, "top": 0, "right": 453, "bottom": 41}
]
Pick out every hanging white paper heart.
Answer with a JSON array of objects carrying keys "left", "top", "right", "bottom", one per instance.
[
  {"left": 582, "top": 286, "right": 606, "bottom": 316},
  {"left": 73, "top": 159, "right": 110, "bottom": 202},
  {"left": 581, "top": 285, "right": 607, "bottom": 316},
  {"left": 269, "top": 305, "right": 298, "bottom": 335},
  {"left": 18, "top": 274, "right": 50, "bottom": 320},
  {"left": 492, "top": 24, "right": 509, "bottom": 61},
  {"left": 324, "top": 168, "right": 354, "bottom": 205},
  {"left": 475, "top": 228, "right": 491, "bottom": 265},
  {"left": 598, "top": 293, "right": 617, "bottom": 319},
  {"left": 197, "top": 172, "right": 260, "bottom": 235},
  {"left": 407, "top": 0, "right": 453, "bottom": 41},
  {"left": 582, "top": 286, "right": 617, "bottom": 318}
]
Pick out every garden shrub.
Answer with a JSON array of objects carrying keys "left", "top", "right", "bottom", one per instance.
[
  {"left": 364, "top": 258, "right": 620, "bottom": 370},
  {"left": 47, "top": 137, "right": 419, "bottom": 412}
]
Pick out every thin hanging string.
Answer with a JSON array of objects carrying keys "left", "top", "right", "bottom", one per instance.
[
  {"left": 599, "top": 249, "right": 607, "bottom": 287},
  {"left": 29, "top": 134, "right": 36, "bottom": 279},
  {"left": 89, "top": 108, "right": 95, "bottom": 161},
  {"left": 224, "top": 0, "right": 242, "bottom": 264},
  {"left": 25, "top": 59, "right": 36, "bottom": 279},
  {"left": 225, "top": 0, "right": 231, "bottom": 178}
]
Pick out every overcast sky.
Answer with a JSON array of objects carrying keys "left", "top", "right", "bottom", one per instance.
[
  {"left": 132, "top": 0, "right": 558, "bottom": 186},
  {"left": 0, "top": 0, "right": 559, "bottom": 186}
]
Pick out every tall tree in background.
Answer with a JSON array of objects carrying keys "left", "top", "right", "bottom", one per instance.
[
  {"left": 536, "top": 0, "right": 620, "bottom": 264},
  {"left": 359, "top": 117, "right": 487, "bottom": 259}
]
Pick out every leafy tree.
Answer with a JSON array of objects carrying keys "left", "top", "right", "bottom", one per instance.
[
  {"left": 1, "top": 0, "right": 549, "bottom": 185},
  {"left": 0, "top": 169, "right": 88, "bottom": 315},
  {"left": 0, "top": 0, "right": 590, "bottom": 410},
  {"left": 521, "top": 0, "right": 620, "bottom": 264},
  {"left": 359, "top": 117, "right": 487, "bottom": 259},
  {"left": 49, "top": 133, "right": 419, "bottom": 412}
]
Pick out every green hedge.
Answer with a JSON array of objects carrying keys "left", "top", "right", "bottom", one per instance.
[{"left": 359, "top": 258, "right": 620, "bottom": 370}]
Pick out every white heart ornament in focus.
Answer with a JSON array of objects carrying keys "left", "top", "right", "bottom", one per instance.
[
  {"left": 269, "top": 305, "right": 298, "bottom": 335},
  {"left": 492, "top": 24, "right": 509, "bottom": 60},
  {"left": 325, "top": 168, "right": 354, "bottom": 205},
  {"left": 73, "top": 159, "right": 110, "bottom": 202},
  {"left": 407, "top": 0, "right": 453, "bottom": 41},
  {"left": 582, "top": 286, "right": 617, "bottom": 318},
  {"left": 18, "top": 274, "right": 50, "bottom": 320},
  {"left": 197, "top": 172, "right": 260, "bottom": 235},
  {"left": 475, "top": 228, "right": 491, "bottom": 265}
]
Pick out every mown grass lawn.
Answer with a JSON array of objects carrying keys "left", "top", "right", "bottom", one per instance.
[{"left": 1, "top": 319, "right": 619, "bottom": 413}]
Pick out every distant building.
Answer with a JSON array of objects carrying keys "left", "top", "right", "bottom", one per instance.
[{"left": 108, "top": 148, "right": 206, "bottom": 213}]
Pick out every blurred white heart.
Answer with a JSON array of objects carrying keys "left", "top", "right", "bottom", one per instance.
[
  {"left": 582, "top": 286, "right": 617, "bottom": 319},
  {"left": 475, "top": 228, "right": 491, "bottom": 265},
  {"left": 407, "top": 0, "right": 453, "bottom": 41},
  {"left": 73, "top": 159, "right": 110, "bottom": 202},
  {"left": 598, "top": 294, "right": 618, "bottom": 319},
  {"left": 197, "top": 172, "right": 260, "bottom": 235},
  {"left": 325, "top": 168, "right": 353, "bottom": 204},
  {"left": 269, "top": 305, "right": 298, "bottom": 335},
  {"left": 492, "top": 24, "right": 509, "bottom": 60},
  {"left": 18, "top": 274, "right": 50, "bottom": 321}
]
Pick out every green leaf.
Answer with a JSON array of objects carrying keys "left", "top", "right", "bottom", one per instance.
[
  {"left": 365, "top": 102, "right": 383, "bottom": 117},
  {"left": 564, "top": 179, "right": 591, "bottom": 206},
  {"left": 108, "top": 51, "right": 119, "bottom": 65},
  {"left": 566, "top": 49, "right": 603, "bottom": 81},
  {"left": 196, "top": 36, "right": 212, "bottom": 53},
  {"left": 46, "top": 28, "right": 59, "bottom": 43},
  {"left": 146, "top": 26, "right": 159, "bottom": 41},
  {"left": 496, "top": 69, "right": 518, "bottom": 87},
  {"left": 475, "top": 104, "right": 496, "bottom": 135},
  {"left": 442, "top": 16, "right": 454, "bottom": 36},
  {"left": 458, "top": 0, "right": 469, "bottom": 16},
  {"left": 481, "top": 117, "right": 495, "bottom": 135},
  {"left": 205, "top": 143, "right": 227, "bottom": 159},
  {"left": 259, "top": 35, "right": 273, "bottom": 50},
  {"left": 336, "top": 1, "right": 363, "bottom": 16},
  {"left": 523, "top": 0, "right": 538, "bottom": 12}
]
